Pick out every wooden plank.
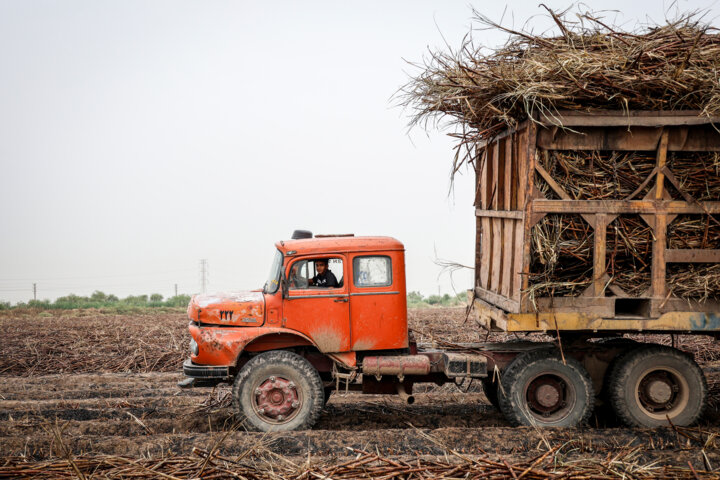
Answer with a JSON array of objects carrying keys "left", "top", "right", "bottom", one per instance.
[
  {"left": 538, "top": 110, "right": 720, "bottom": 127},
  {"left": 479, "top": 217, "right": 492, "bottom": 289},
  {"left": 532, "top": 200, "right": 720, "bottom": 215},
  {"left": 513, "top": 220, "right": 524, "bottom": 301},
  {"left": 504, "top": 135, "right": 513, "bottom": 210},
  {"left": 666, "top": 249, "right": 720, "bottom": 263},
  {"left": 655, "top": 129, "right": 669, "bottom": 200},
  {"left": 490, "top": 217, "right": 503, "bottom": 293},
  {"left": 510, "top": 136, "right": 519, "bottom": 209},
  {"left": 501, "top": 219, "right": 514, "bottom": 297},
  {"left": 475, "top": 209, "right": 524, "bottom": 219},
  {"left": 537, "top": 125, "right": 720, "bottom": 151},
  {"left": 474, "top": 146, "right": 484, "bottom": 207},
  {"left": 475, "top": 286, "right": 521, "bottom": 314},
  {"left": 593, "top": 214, "right": 608, "bottom": 296},
  {"left": 534, "top": 296, "right": 615, "bottom": 316},
  {"left": 652, "top": 214, "right": 668, "bottom": 307},
  {"left": 475, "top": 216, "right": 482, "bottom": 288},
  {"left": 494, "top": 139, "right": 505, "bottom": 210},
  {"left": 516, "top": 127, "right": 528, "bottom": 204},
  {"left": 474, "top": 120, "right": 529, "bottom": 150},
  {"left": 482, "top": 142, "right": 494, "bottom": 209},
  {"left": 521, "top": 124, "right": 538, "bottom": 312},
  {"left": 472, "top": 296, "right": 509, "bottom": 332},
  {"left": 505, "top": 310, "right": 720, "bottom": 333}
]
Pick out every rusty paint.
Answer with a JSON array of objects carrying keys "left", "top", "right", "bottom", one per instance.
[
  {"left": 190, "top": 325, "right": 316, "bottom": 366},
  {"left": 327, "top": 351, "right": 357, "bottom": 368},
  {"left": 189, "top": 291, "right": 265, "bottom": 327},
  {"left": 362, "top": 355, "right": 431, "bottom": 376}
]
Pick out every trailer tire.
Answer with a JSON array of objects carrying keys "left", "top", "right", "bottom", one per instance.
[
  {"left": 497, "top": 349, "right": 594, "bottom": 427},
  {"left": 481, "top": 377, "right": 500, "bottom": 410},
  {"left": 608, "top": 346, "right": 706, "bottom": 428},
  {"left": 232, "top": 351, "right": 324, "bottom": 432}
]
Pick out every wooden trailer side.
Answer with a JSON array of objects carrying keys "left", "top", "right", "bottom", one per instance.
[
  {"left": 474, "top": 111, "right": 720, "bottom": 334},
  {"left": 475, "top": 124, "right": 530, "bottom": 317}
]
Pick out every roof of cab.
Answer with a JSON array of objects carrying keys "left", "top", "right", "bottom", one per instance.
[{"left": 275, "top": 236, "right": 404, "bottom": 256}]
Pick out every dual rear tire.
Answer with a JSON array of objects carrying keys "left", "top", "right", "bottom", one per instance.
[
  {"left": 497, "top": 349, "right": 594, "bottom": 427},
  {"left": 607, "top": 345, "right": 706, "bottom": 427},
  {"left": 493, "top": 345, "right": 706, "bottom": 428}
]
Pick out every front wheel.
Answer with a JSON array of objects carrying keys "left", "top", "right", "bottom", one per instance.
[
  {"left": 497, "top": 349, "right": 594, "bottom": 427},
  {"left": 608, "top": 346, "right": 706, "bottom": 427},
  {"left": 232, "top": 351, "right": 324, "bottom": 432}
]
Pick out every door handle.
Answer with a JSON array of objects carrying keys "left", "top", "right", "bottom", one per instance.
[{"left": 334, "top": 297, "right": 348, "bottom": 303}]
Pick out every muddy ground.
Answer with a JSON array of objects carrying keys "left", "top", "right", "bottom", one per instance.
[{"left": 2, "top": 307, "right": 720, "bottom": 474}]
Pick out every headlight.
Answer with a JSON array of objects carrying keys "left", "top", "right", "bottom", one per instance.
[{"left": 189, "top": 338, "right": 199, "bottom": 356}]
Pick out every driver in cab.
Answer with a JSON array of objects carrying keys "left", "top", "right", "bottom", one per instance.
[{"left": 309, "top": 259, "right": 338, "bottom": 288}]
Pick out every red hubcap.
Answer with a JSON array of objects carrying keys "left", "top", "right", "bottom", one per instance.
[{"left": 254, "top": 376, "right": 300, "bottom": 422}]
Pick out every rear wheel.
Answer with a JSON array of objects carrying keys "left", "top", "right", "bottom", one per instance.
[
  {"left": 608, "top": 346, "right": 706, "bottom": 427},
  {"left": 232, "top": 351, "right": 324, "bottom": 432},
  {"left": 497, "top": 349, "right": 594, "bottom": 427}
]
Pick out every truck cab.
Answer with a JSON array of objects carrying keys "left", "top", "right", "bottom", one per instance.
[{"left": 184, "top": 233, "right": 408, "bottom": 374}]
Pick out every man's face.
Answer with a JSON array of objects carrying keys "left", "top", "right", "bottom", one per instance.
[{"left": 316, "top": 261, "right": 327, "bottom": 274}]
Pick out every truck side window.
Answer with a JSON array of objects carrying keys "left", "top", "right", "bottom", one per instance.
[
  {"left": 353, "top": 256, "right": 392, "bottom": 287},
  {"left": 289, "top": 258, "right": 343, "bottom": 289}
]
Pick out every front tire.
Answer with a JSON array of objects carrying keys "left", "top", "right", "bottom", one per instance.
[
  {"left": 232, "top": 351, "right": 324, "bottom": 432},
  {"left": 497, "top": 349, "right": 594, "bottom": 427},
  {"left": 608, "top": 346, "right": 706, "bottom": 427}
]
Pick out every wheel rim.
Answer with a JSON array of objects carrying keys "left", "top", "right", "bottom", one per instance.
[
  {"left": 524, "top": 372, "right": 576, "bottom": 423},
  {"left": 251, "top": 375, "right": 302, "bottom": 424},
  {"left": 634, "top": 366, "right": 689, "bottom": 421}
]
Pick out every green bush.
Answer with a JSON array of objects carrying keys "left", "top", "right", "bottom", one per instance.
[{"left": 407, "top": 291, "right": 466, "bottom": 308}]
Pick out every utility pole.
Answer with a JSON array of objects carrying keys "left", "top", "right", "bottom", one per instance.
[
  {"left": 33, "top": 283, "right": 36, "bottom": 301},
  {"left": 200, "top": 259, "right": 208, "bottom": 294},
  {"left": 174, "top": 283, "right": 178, "bottom": 297}
]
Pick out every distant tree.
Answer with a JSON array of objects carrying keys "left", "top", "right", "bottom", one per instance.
[
  {"left": 426, "top": 295, "right": 442, "bottom": 305},
  {"left": 150, "top": 293, "right": 163, "bottom": 303},
  {"left": 90, "top": 291, "right": 108, "bottom": 302},
  {"left": 407, "top": 291, "right": 424, "bottom": 303}
]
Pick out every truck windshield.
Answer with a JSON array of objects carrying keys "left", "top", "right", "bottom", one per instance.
[{"left": 263, "top": 250, "right": 283, "bottom": 294}]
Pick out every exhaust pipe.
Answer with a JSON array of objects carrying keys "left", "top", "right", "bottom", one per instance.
[{"left": 396, "top": 383, "right": 415, "bottom": 404}]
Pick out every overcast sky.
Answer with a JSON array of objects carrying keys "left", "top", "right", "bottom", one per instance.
[{"left": 1, "top": 0, "right": 718, "bottom": 303}]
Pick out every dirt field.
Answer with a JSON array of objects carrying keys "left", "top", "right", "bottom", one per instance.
[{"left": 2, "top": 307, "right": 720, "bottom": 478}]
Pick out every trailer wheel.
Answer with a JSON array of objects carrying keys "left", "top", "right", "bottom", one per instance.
[
  {"left": 232, "top": 351, "right": 324, "bottom": 432},
  {"left": 481, "top": 377, "right": 500, "bottom": 409},
  {"left": 497, "top": 350, "right": 594, "bottom": 427},
  {"left": 608, "top": 346, "right": 706, "bottom": 427}
]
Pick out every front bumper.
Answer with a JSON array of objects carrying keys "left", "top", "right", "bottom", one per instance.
[{"left": 183, "top": 358, "right": 230, "bottom": 379}]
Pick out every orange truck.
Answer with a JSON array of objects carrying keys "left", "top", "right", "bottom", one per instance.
[{"left": 181, "top": 230, "right": 707, "bottom": 431}]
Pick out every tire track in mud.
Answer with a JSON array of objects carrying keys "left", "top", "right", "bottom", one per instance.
[{"left": 2, "top": 371, "right": 720, "bottom": 466}]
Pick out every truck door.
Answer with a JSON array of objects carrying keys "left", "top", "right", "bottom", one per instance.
[
  {"left": 282, "top": 256, "right": 351, "bottom": 353},
  {"left": 348, "top": 252, "right": 408, "bottom": 351}
]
